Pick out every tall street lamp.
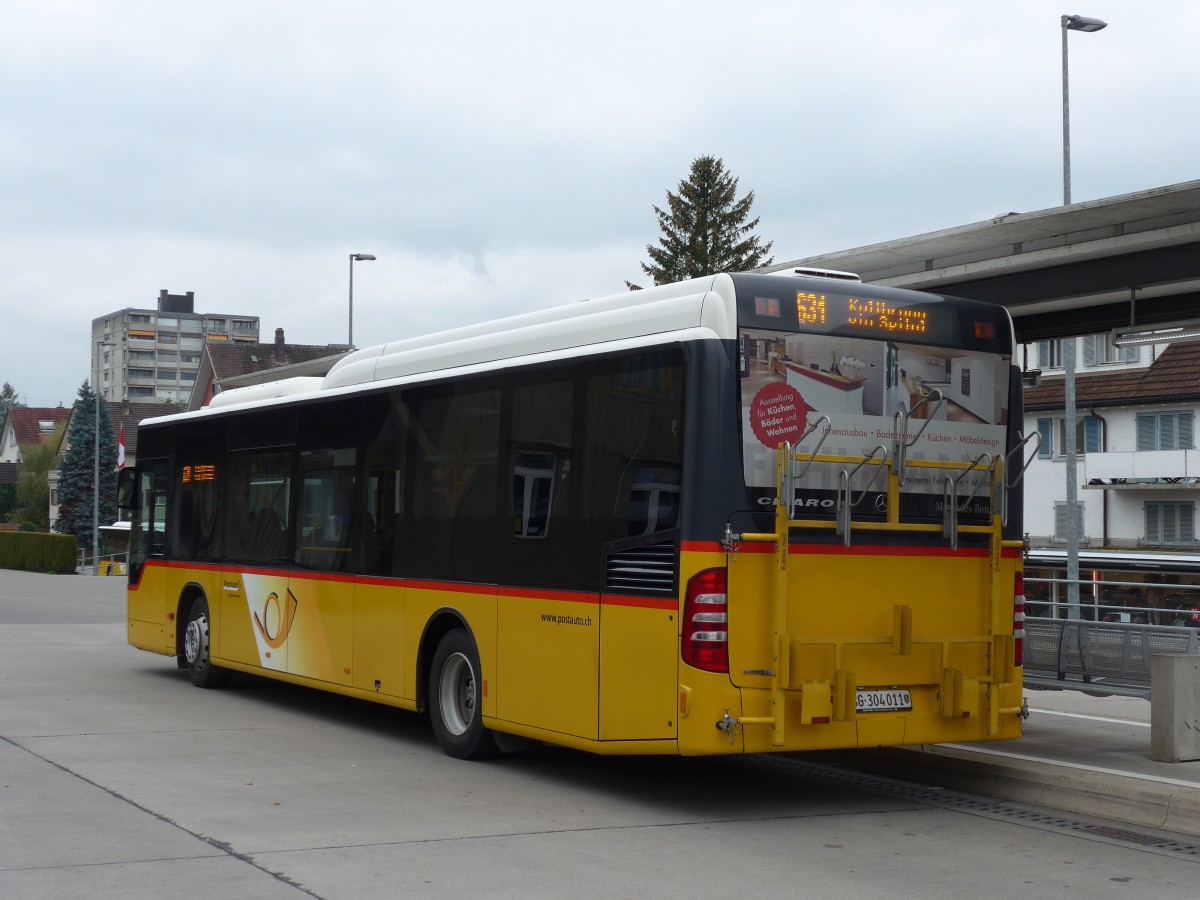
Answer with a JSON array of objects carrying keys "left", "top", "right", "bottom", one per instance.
[
  {"left": 93, "top": 339, "right": 115, "bottom": 575},
  {"left": 348, "top": 253, "right": 376, "bottom": 349},
  {"left": 1062, "top": 14, "right": 1107, "bottom": 205},
  {"left": 1060, "top": 13, "right": 1106, "bottom": 619}
]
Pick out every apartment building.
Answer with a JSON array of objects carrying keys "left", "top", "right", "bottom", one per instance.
[
  {"left": 91, "top": 290, "right": 260, "bottom": 403},
  {"left": 1022, "top": 335, "right": 1200, "bottom": 549}
]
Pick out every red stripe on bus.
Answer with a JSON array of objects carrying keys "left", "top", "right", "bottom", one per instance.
[
  {"left": 601, "top": 594, "right": 678, "bottom": 611},
  {"left": 682, "top": 540, "right": 1021, "bottom": 559},
  {"left": 498, "top": 586, "right": 596, "bottom": 605},
  {"left": 134, "top": 561, "right": 675, "bottom": 608}
]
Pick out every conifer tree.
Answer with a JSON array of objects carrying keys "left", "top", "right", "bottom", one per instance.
[
  {"left": 54, "top": 380, "right": 118, "bottom": 549},
  {"left": 632, "top": 155, "right": 774, "bottom": 287},
  {"left": 0, "top": 381, "right": 19, "bottom": 434}
]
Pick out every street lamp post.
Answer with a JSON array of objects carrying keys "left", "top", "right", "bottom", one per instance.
[
  {"left": 1060, "top": 13, "right": 1106, "bottom": 619},
  {"left": 93, "top": 339, "right": 114, "bottom": 575},
  {"left": 1061, "top": 14, "right": 1107, "bottom": 205},
  {"left": 348, "top": 253, "right": 377, "bottom": 349}
]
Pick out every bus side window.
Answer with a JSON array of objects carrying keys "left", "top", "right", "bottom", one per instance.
[
  {"left": 295, "top": 451, "right": 356, "bottom": 572},
  {"left": 130, "top": 460, "right": 169, "bottom": 581},
  {"left": 362, "top": 392, "right": 407, "bottom": 576},
  {"left": 582, "top": 350, "right": 683, "bottom": 545},
  {"left": 406, "top": 384, "right": 500, "bottom": 582},
  {"left": 626, "top": 464, "right": 681, "bottom": 536},
  {"left": 226, "top": 450, "right": 292, "bottom": 564}
]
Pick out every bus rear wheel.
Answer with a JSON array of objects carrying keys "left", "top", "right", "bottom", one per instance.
[
  {"left": 183, "top": 596, "right": 231, "bottom": 689},
  {"left": 429, "top": 629, "right": 498, "bottom": 759}
]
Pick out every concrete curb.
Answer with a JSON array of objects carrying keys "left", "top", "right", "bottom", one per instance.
[{"left": 824, "top": 744, "right": 1200, "bottom": 839}]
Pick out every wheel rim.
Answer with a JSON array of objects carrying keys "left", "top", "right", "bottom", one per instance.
[
  {"left": 184, "top": 613, "right": 208, "bottom": 669},
  {"left": 438, "top": 651, "right": 476, "bottom": 737}
]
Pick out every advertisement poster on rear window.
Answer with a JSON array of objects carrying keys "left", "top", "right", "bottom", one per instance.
[{"left": 740, "top": 328, "right": 1010, "bottom": 520}]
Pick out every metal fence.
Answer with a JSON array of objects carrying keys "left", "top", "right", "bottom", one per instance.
[
  {"left": 1024, "top": 616, "right": 1200, "bottom": 699},
  {"left": 76, "top": 548, "right": 129, "bottom": 576},
  {"left": 1025, "top": 573, "right": 1200, "bottom": 627}
]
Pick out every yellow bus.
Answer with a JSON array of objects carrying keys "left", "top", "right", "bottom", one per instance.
[{"left": 120, "top": 270, "right": 1030, "bottom": 758}]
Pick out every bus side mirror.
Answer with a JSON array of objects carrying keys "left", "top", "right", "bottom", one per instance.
[{"left": 117, "top": 468, "right": 138, "bottom": 510}]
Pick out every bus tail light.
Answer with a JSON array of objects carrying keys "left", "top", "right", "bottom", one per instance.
[
  {"left": 682, "top": 568, "right": 728, "bottom": 673},
  {"left": 1013, "top": 572, "right": 1026, "bottom": 667}
]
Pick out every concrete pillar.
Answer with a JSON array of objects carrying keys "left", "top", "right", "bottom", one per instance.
[{"left": 1151, "top": 653, "right": 1200, "bottom": 763}]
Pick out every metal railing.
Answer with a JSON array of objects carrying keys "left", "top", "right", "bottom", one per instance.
[
  {"left": 1025, "top": 573, "right": 1200, "bottom": 627},
  {"left": 76, "top": 548, "right": 129, "bottom": 576},
  {"left": 1023, "top": 616, "right": 1199, "bottom": 699}
]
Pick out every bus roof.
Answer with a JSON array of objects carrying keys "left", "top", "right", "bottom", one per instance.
[{"left": 150, "top": 271, "right": 1013, "bottom": 426}]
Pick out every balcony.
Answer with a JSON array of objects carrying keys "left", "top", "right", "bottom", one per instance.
[{"left": 1083, "top": 450, "right": 1200, "bottom": 487}]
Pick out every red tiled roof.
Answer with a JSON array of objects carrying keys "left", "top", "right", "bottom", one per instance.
[
  {"left": 5, "top": 406, "right": 71, "bottom": 447},
  {"left": 1024, "top": 341, "right": 1200, "bottom": 410},
  {"left": 208, "top": 342, "right": 338, "bottom": 380},
  {"left": 107, "top": 402, "right": 179, "bottom": 457}
]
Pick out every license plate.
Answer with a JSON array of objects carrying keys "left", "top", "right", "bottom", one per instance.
[{"left": 856, "top": 688, "right": 912, "bottom": 713}]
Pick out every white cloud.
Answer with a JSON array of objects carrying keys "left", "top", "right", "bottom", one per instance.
[{"left": 1, "top": 0, "right": 1196, "bottom": 406}]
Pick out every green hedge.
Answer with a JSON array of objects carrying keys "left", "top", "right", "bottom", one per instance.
[{"left": 0, "top": 531, "right": 77, "bottom": 574}]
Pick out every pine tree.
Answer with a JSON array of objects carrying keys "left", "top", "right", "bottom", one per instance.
[
  {"left": 54, "top": 380, "right": 118, "bottom": 549},
  {"left": 634, "top": 156, "right": 774, "bottom": 287},
  {"left": 0, "top": 381, "right": 19, "bottom": 435}
]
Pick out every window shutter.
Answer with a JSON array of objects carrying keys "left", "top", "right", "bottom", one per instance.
[
  {"left": 1179, "top": 413, "right": 1194, "bottom": 450},
  {"left": 1162, "top": 414, "right": 1179, "bottom": 450},
  {"left": 1055, "top": 502, "right": 1084, "bottom": 541},
  {"left": 1083, "top": 416, "right": 1102, "bottom": 453},
  {"left": 1163, "top": 506, "right": 1179, "bottom": 544},
  {"left": 1181, "top": 504, "right": 1196, "bottom": 543},
  {"left": 1145, "top": 504, "right": 1161, "bottom": 544},
  {"left": 1082, "top": 336, "right": 1097, "bottom": 367},
  {"left": 1136, "top": 414, "right": 1157, "bottom": 451},
  {"left": 1037, "top": 341, "right": 1050, "bottom": 368},
  {"left": 1037, "top": 418, "right": 1053, "bottom": 458}
]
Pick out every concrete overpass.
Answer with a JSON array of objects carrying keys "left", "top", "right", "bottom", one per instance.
[{"left": 764, "top": 179, "right": 1200, "bottom": 345}]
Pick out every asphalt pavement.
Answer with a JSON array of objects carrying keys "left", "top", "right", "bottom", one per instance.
[{"left": 3, "top": 565, "right": 1200, "bottom": 900}]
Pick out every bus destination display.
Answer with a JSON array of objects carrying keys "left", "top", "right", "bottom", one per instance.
[
  {"left": 735, "top": 273, "right": 1010, "bottom": 354},
  {"left": 181, "top": 464, "right": 216, "bottom": 483},
  {"left": 795, "top": 292, "right": 928, "bottom": 336}
]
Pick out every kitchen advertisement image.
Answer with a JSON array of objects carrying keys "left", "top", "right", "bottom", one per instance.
[{"left": 740, "top": 328, "right": 1011, "bottom": 520}]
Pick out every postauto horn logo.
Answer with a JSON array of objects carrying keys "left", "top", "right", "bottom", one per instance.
[{"left": 253, "top": 589, "right": 299, "bottom": 649}]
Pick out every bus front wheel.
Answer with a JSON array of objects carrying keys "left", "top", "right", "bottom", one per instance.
[
  {"left": 429, "top": 629, "right": 498, "bottom": 760},
  {"left": 183, "top": 596, "right": 231, "bottom": 689}
]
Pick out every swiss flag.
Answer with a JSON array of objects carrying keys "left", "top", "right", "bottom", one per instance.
[{"left": 116, "top": 426, "right": 126, "bottom": 471}]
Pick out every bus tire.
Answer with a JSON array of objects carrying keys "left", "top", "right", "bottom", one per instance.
[
  {"left": 429, "top": 629, "right": 498, "bottom": 760},
  {"left": 183, "top": 596, "right": 231, "bottom": 689}
]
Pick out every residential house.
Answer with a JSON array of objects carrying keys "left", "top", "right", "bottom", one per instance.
[
  {"left": 0, "top": 406, "right": 71, "bottom": 463},
  {"left": 186, "top": 327, "right": 347, "bottom": 411},
  {"left": 1023, "top": 336, "right": 1200, "bottom": 549},
  {"left": 48, "top": 400, "right": 178, "bottom": 531}
]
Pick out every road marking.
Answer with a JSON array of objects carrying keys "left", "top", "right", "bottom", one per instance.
[
  {"left": 1029, "top": 708, "right": 1150, "bottom": 728},
  {"left": 941, "top": 743, "right": 1200, "bottom": 789}
]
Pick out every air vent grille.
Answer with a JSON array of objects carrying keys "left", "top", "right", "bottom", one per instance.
[{"left": 605, "top": 541, "right": 677, "bottom": 596}]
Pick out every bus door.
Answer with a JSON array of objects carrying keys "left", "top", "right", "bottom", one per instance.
[
  {"left": 220, "top": 448, "right": 293, "bottom": 675},
  {"left": 285, "top": 447, "right": 357, "bottom": 688},
  {"left": 496, "top": 436, "right": 599, "bottom": 737},
  {"left": 126, "top": 459, "right": 172, "bottom": 654},
  {"left": 598, "top": 463, "right": 682, "bottom": 742}
]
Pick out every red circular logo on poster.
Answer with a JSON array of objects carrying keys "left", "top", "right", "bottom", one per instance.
[{"left": 750, "top": 383, "right": 811, "bottom": 448}]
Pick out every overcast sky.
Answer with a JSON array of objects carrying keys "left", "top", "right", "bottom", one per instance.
[{"left": 2, "top": 1, "right": 1196, "bottom": 407}]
